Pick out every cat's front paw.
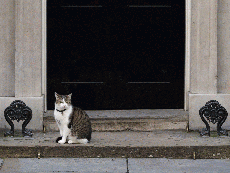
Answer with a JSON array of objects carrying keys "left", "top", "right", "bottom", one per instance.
[
  {"left": 58, "top": 139, "right": 66, "bottom": 144},
  {"left": 68, "top": 140, "right": 73, "bottom": 144}
]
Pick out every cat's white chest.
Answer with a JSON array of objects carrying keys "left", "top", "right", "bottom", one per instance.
[{"left": 54, "top": 107, "right": 72, "bottom": 126}]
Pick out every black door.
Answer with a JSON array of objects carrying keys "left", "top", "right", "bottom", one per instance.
[{"left": 47, "top": 0, "right": 185, "bottom": 110}]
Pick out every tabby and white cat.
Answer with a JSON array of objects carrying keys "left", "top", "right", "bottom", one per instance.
[{"left": 54, "top": 92, "right": 92, "bottom": 144}]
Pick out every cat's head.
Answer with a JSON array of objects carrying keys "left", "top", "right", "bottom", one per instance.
[{"left": 55, "top": 92, "right": 72, "bottom": 110}]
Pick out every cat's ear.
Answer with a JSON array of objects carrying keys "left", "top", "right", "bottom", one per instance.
[
  {"left": 68, "top": 93, "right": 72, "bottom": 98},
  {"left": 55, "top": 92, "right": 59, "bottom": 98}
]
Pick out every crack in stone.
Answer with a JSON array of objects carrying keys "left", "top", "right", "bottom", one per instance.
[{"left": 126, "top": 158, "right": 129, "bottom": 173}]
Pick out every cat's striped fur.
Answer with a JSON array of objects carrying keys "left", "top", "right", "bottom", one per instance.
[{"left": 54, "top": 92, "right": 92, "bottom": 144}]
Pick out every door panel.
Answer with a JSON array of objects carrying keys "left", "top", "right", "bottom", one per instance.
[{"left": 47, "top": 0, "right": 185, "bottom": 110}]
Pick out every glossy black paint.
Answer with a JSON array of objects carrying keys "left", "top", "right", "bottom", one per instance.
[{"left": 47, "top": 0, "right": 185, "bottom": 110}]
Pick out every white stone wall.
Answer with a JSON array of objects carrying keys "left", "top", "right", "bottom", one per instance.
[
  {"left": 218, "top": 0, "right": 230, "bottom": 94},
  {"left": 190, "top": 0, "right": 218, "bottom": 94},
  {"left": 0, "top": 0, "right": 15, "bottom": 97},
  {"left": 15, "top": 0, "right": 42, "bottom": 97},
  {"left": 0, "top": 0, "right": 43, "bottom": 130},
  {"left": 189, "top": 0, "right": 230, "bottom": 131}
]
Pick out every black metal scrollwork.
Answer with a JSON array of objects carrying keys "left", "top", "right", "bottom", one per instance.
[
  {"left": 199, "top": 100, "right": 228, "bottom": 136},
  {"left": 4, "top": 100, "right": 33, "bottom": 137}
]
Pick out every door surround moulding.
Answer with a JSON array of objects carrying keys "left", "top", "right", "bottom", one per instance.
[
  {"left": 42, "top": 0, "right": 47, "bottom": 112},
  {"left": 185, "top": 0, "right": 191, "bottom": 110}
]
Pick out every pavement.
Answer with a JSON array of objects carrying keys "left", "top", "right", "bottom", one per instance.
[{"left": 1, "top": 158, "right": 230, "bottom": 173}]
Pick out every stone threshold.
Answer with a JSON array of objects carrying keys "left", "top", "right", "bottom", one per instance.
[
  {"left": 43, "top": 109, "right": 189, "bottom": 132},
  {"left": 44, "top": 109, "right": 188, "bottom": 119},
  {"left": 0, "top": 130, "right": 230, "bottom": 159}
]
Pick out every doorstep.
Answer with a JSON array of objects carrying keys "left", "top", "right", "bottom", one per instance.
[
  {"left": 0, "top": 130, "right": 230, "bottom": 159},
  {"left": 43, "top": 109, "right": 189, "bottom": 132}
]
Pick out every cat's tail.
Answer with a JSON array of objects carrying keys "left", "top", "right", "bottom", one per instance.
[
  {"left": 86, "top": 127, "right": 92, "bottom": 142},
  {"left": 56, "top": 137, "right": 63, "bottom": 143},
  {"left": 68, "top": 138, "right": 89, "bottom": 144}
]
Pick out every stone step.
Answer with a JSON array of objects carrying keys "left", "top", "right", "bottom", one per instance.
[
  {"left": 43, "top": 109, "right": 189, "bottom": 132},
  {"left": 0, "top": 130, "right": 230, "bottom": 159}
]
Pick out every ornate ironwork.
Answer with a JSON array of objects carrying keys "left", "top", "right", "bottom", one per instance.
[
  {"left": 4, "top": 100, "right": 33, "bottom": 137},
  {"left": 199, "top": 100, "right": 228, "bottom": 136}
]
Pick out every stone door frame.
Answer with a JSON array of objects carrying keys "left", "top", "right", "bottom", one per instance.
[{"left": 42, "top": 0, "right": 47, "bottom": 111}]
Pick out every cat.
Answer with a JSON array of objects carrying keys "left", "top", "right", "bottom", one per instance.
[{"left": 54, "top": 92, "right": 92, "bottom": 144}]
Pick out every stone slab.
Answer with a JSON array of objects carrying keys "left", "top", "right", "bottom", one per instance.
[
  {"left": 189, "top": 94, "right": 230, "bottom": 131},
  {"left": 44, "top": 116, "right": 188, "bottom": 132},
  {"left": 44, "top": 109, "right": 188, "bottom": 119},
  {"left": 0, "top": 97, "right": 44, "bottom": 131},
  {"left": 1, "top": 131, "right": 230, "bottom": 147},
  {"left": 128, "top": 158, "right": 230, "bottom": 173},
  {"left": 87, "top": 109, "right": 188, "bottom": 119},
  {"left": 0, "top": 158, "right": 127, "bottom": 173},
  {"left": 1, "top": 158, "right": 230, "bottom": 173},
  {"left": 0, "top": 131, "right": 230, "bottom": 159},
  {"left": 44, "top": 109, "right": 188, "bottom": 132}
]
